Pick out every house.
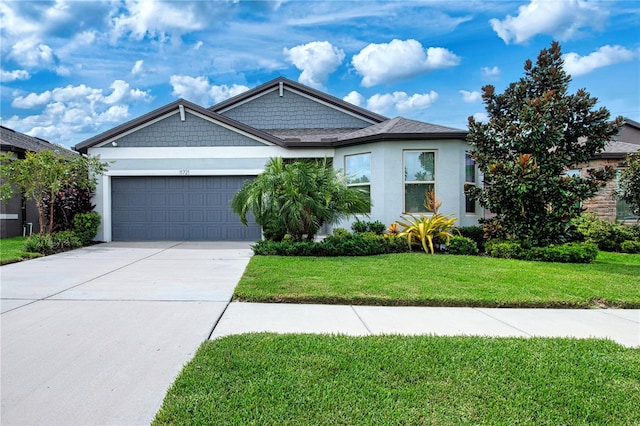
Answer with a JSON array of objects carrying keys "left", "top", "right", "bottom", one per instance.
[
  {"left": 74, "top": 77, "right": 480, "bottom": 242},
  {"left": 0, "top": 126, "right": 75, "bottom": 237},
  {"left": 579, "top": 118, "right": 640, "bottom": 223}
]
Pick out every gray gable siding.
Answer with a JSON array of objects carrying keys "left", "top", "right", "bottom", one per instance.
[
  {"left": 220, "top": 89, "right": 372, "bottom": 129},
  {"left": 113, "top": 112, "right": 266, "bottom": 147}
]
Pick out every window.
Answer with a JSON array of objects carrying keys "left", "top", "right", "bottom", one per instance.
[
  {"left": 616, "top": 169, "right": 639, "bottom": 221},
  {"left": 404, "top": 151, "right": 435, "bottom": 213},
  {"left": 345, "top": 153, "right": 371, "bottom": 211},
  {"left": 465, "top": 153, "right": 476, "bottom": 214}
]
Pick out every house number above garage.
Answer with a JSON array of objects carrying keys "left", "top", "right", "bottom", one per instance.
[{"left": 179, "top": 169, "right": 190, "bottom": 175}]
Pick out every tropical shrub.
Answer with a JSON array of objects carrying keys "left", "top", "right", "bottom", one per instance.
[
  {"left": 74, "top": 212, "right": 101, "bottom": 245},
  {"left": 24, "top": 234, "right": 54, "bottom": 255},
  {"left": 573, "top": 213, "right": 639, "bottom": 252},
  {"left": 397, "top": 214, "right": 458, "bottom": 254},
  {"left": 458, "top": 226, "right": 485, "bottom": 252},
  {"left": 617, "top": 152, "right": 640, "bottom": 218},
  {"left": 43, "top": 186, "right": 95, "bottom": 232},
  {"left": 52, "top": 231, "right": 82, "bottom": 252},
  {"left": 446, "top": 236, "right": 479, "bottom": 256},
  {"left": 232, "top": 157, "right": 370, "bottom": 241},
  {"left": 332, "top": 228, "right": 352, "bottom": 238}
]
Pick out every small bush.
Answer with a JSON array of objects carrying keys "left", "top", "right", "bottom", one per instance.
[
  {"left": 24, "top": 234, "right": 54, "bottom": 255},
  {"left": 351, "top": 220, "right": 387, "bottom": 235},
  {"left": 458, "top": 226, "right": 485, "bottom": 252},
  {"left": 52, "top": 231, "right": 82, "bottom": 252},
  {"left": 73, "top": 212, "right": 101, "bottom": 245},
  {"left": 573, "top": 214, "right": 638, "bottom": 252},
  {"left": 487, "top": 240, "right": 598, "bottom": 263},
  {"left": 446, "top": 236, "right": 479, "bottom": 256},
  {"left": 621, "top": 240, "right": 640, "bottom": 254}
]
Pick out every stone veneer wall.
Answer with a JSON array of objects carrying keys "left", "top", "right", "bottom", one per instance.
[{"left": 579, "top": 158, "right": 622, "bottom": 223}]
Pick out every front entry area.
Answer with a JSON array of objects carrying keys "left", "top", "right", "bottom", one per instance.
[{"left": 111, "top": 176, "right": 261, "bottom": 241}]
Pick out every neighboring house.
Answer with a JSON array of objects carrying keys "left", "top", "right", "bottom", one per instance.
[
  {"left": 0, "top": 126, "right": 74, "bottom": 237},
  {"left": 579, "top": 118, "right": 640, "bottom": 223},
  {"left": 75, "top": 77, "right": 480, "bottom": 242}
]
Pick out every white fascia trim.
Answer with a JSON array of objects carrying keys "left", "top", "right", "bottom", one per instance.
[
  {"left": 0, "top": 214, "right": 19, "bottom": 220},
  {"left": 89, "top": 146, "right": 335, "bottom": 159},
  {"left": 106, "top": 169, "right": 265, "bottom": 176},
  {"left": 95, "top": 110, "right": 180, "bottom": 147},
  {"left": 285, "top": 87, "right": 379, "bottom": 124},
  {"left": 216, "top": 87, "right": 278, "bottom": 114}
]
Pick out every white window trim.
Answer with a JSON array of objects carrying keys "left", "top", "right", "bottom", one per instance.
[{"left": 465, "top": 152, "right": 477, "bottom": 215}]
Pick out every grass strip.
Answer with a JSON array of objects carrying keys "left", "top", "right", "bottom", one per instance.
[
  {"left": 0, "top": 236, "right": 41, "bottom": 265},
  {"left": 234, "top": 251, "right": 640, "bottom": 308},
  {"left": 154, "top": 334, "right": 640, "bottom": 425}
]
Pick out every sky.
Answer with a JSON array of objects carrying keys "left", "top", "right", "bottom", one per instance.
[{"left": 1, "top": 0, "right": 639, "bottom": 149}]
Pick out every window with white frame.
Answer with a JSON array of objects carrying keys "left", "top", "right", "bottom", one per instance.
[
  {"left": 465, "top": 152, "right": 476, "bottom": 214},
  {"left": 404, "top": 150, "right": 435, "bottom": 213},
  {"left": 345, "top": 153, "right": 371, "bottom": 211}
]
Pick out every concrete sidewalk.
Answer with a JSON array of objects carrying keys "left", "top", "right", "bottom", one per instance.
[
  {"left": 1, "top": 241, "right": 252, "bottom": 426},
  {"left": 212, "top": 302, "right": 640, "bottom": 348}
]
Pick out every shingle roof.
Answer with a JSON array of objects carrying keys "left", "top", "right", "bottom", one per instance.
[
  {"left": 338, "top": 117, "right": 466, "bottom": 141},
  {"left": 596, "top": 141, "right": 640, "bottom": 159},
  {"left": 0, "top": 126, "right": 75, "bottom": 157}
]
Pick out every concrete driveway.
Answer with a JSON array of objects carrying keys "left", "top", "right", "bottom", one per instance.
[{"left": 1, "top": 241, "right": 252, "bottom": 426}]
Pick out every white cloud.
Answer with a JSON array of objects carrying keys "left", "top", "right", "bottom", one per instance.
[
  {"left": 481, "top": 66, "right": 500, "bottom": 78},
  {"left": 343, "top": 91, "right": 365, "bottom": 107},
  {"left": 111, "top": 0, "right": 208, "bottom": 41},
  {"left": 0, "top": 69, "right": 30, "bottom": 82},
  {"left": 283, "top": 41, "right": 345, "bottom": 89},
  {"left": 169, "top": 75, "right": 249, "bottom": 105},
  {"left": 131, "top": 60, "right": 144, "bottom": 75},
  {"left": 473, "top": 112, "right": 489, "bottom": 122},
  {"left": 352, "top": 39, "right": 460, "bottom": 87},
  {"left": 10, "top": 37, "right": 57, "bottom": 68},
  {"left": 563, "top": 45, "right": 636, "bottom": 77},
  {"left": 365, "top": 91, "right": 438, "bottom": 115},
  {"left": 460, "top": 90, "right": 482, "bottom": 103},
  {"left": 6, "top": 80, "right": 152, "bottom": 145},
  {"left": 490, "top": 0, "right": 606, "bottom": 44}
]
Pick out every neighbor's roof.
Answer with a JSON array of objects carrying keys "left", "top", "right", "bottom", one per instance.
[{"left": 0, "top": 126, "right": 75, "bottom": 157}]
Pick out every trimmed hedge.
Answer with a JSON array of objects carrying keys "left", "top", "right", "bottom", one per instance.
[
  {"left": 252, "top": 233, "right": 409, "bottom": 256},
  {"left": 458, "top": 226, "right": 485, "bottom": 252},
  {"left": 573, "top": 214, "right": 639, "bottom": 252},
  {"left": 486, "top": 240, "right": 598, "bottom": 263}
]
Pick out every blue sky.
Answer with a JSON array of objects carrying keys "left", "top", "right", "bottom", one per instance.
[{"left": 1, "top": 0, "right": 639, "bottom": 148}]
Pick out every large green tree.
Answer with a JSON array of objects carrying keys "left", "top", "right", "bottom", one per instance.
[
  {"left": 617, "top": 152, "right": 640, "bottom": 219},
  {"left": 0, "top": 149, "right": 108, "bottom": 234},
  {"left": 232, "top": 157, "right": 370, "bottom": 241},
  {"left": 465, "top": 41, "right": 623, "bottom": 246}
]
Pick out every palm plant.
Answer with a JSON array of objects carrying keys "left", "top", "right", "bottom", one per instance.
[
  {"left": 231, "top": 157, "right": 370, "bottom": 241},
  {"left": 396, "top": 190, "right": 458, "bottom": 254}
]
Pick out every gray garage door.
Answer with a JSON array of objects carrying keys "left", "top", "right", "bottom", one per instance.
[{"left": 111, "top": 176, "right": 261, "bottom": 241}]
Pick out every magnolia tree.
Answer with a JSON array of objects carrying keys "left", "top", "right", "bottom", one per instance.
[
  {"left": 465, "top": 41, "right": 623, "bottom": 246},
  {"left": 0, "top": 149, "right": 108, "bottom": 234}
]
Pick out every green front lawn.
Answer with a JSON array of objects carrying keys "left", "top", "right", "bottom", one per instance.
[
  {"left": 153, "top": 334, "right": 640, "bottom": 425},
  {"left": 0, "top": 236, "right": 41, "bottom": 265},
  {"left": 234, "top": 251, "right": 640, "bottom": 308}
]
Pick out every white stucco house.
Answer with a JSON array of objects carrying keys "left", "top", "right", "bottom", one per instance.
[{"left": 75, "top": 77, "right": 481, "bottom": 241}]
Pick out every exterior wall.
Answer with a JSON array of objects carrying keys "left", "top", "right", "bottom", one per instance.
[
  {"left": 579, "top": 158, "right": 636, "bottom": 223},
  {"left": 333, "top": 139, "right": 481, "bottom": 232},
  {"left": 112, "top": 111, "right": 265, "bottom": 147},
  {"left": 88, "top": 145, "right": 334, "bottom": 241},
  {"left": 0, "top": 189, "right": 39, "bottom": 238},
  {"left": 219, "top": 88, "right": 373, "bottom": 129}
]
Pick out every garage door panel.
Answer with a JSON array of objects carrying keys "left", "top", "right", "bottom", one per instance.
[{"left": 111, "top": 176, "right": 261, "bottom": 241}]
